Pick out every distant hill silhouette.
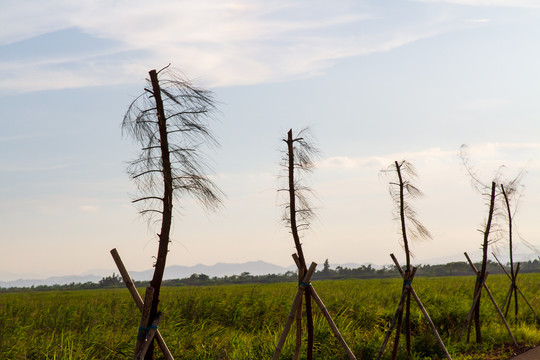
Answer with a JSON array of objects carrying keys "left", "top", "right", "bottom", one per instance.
[{"left": 1, "top": 252, "right": 538, "bottom": 289}]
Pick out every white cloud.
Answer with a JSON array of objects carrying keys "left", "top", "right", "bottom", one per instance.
[
  {"left": 460, "top": 143, "right": 540, "bottom": 175},
  {"left": 462, "top": 142, "right": 540, "bottom": 158},
  {"left": 413, "top": 0, "right": 540, "bottom": 7},
  {"left": 318, "top": 156, "right": 361, "bottom": 169},
  {"left": 0, "top": 0, "right": 76, "bottom": 45},
  {"left": 0, "top": 59, "right": 145, "bottom": 92},
  {"left": 317, "top": 148, "right": 458, "bottom": 171},
  {"left": 315, "top": 144, "right": 540, "bottom": 183},
  {"left": 0, "top": 133, "right": 46, "bottom": 143},
  {"left": 0, "top": 1, "right": 466, "bottom": 92},
  {"left": 79, "top": 205, "right": 99, "bottom": 212},
  {"left": 460, "top": 98, "right": 510, "bottom": 111},
  {"left": 0, "top": 163, "right": 71, "bottom": 172},
  {"left": 467, "top": 18, "right": 491, "bottom": 22}
]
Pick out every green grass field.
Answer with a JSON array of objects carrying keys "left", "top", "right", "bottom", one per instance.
[{"left": 1, "top": 274, "right": 539, "bottom": 359}]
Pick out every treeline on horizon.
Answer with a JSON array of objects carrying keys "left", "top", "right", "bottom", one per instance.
[{"left": 2, "top": 257, "right": 539, "bottom": 293}]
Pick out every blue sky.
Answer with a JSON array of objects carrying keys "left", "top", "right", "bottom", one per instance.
[{"left": 1, "top": 0, "right": 540, "bottom": 280}]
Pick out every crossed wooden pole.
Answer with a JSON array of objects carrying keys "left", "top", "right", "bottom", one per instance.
[
  {"left": 110, "top": 249, "right": 174, "bottom": 360},
  {"left": 492, "top": 253, "right": 538, "bottom": 320},
  {"left": 377, "top": 254, "right": 452, "bottom": 360},
  {"left": 458, "top": 252, "right": 518, "bottom": 347},
  {"left": 273, "top": 255, "right": 357, "bottom": 360}
]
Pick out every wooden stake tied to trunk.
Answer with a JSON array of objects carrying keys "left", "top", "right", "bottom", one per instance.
[
  {"left": 111, "top": 249, "right": 174, "bottom": 360},
  {"left": 291, "top": 255, "right": 357, "bottom": 360},
  {"left": 273, "top": 262, "right": 318, "bottom": 360},
  {"left": 293, "top": 256, "right": 304, "bottom": 360},
  {"left": 461, "top": 252, "right": 518, "bottom": 347},
  {"left": 492, "top": 252, "right": 537, "bottom": 319},
  {"left": 134, "top": 288, "right": 155, "bottom": 358},
  {"left": 273, "top": 258, "right": 357, "bottom": 360},
  {"left": 136, "top": 312, "right": 163, "bottom": 360},
  {"left": 377, "top": 254, "right": 452, "bottom": 360}
]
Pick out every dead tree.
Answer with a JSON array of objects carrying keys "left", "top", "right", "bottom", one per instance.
[
  {"left": 489, "top": 168, "right": 538, "bottom": 320},
  {"left": 279, "top": 128, "right": 318, "bottom": 360},
  {"left": 496, "top": 170, "right": 537, "bottom": 319},
  {"left": 379, "top": 160, "right": 442, "bottom": 360},
  {"left": 274, "top": 129, "right": 356, "bottom": 360},
  {"left": 122, "top": 65, "right": 223, "bottom": 359},
  {"left": 460, "top": 146, "right": 503, "bottom": 343},
  {"left": 501, "top": 182, "right": 519, "bottom": 318},
  {"left": 473, "top": 181, "right": 497, "bottom": 343},
  {"left": 461, "top": 251, "right": 517, "bottom": 347}
]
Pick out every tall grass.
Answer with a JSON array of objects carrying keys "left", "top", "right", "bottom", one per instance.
[{"left": 1, "top": 275, "right": 538, "bottom": 359}]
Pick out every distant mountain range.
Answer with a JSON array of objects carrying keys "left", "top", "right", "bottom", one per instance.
[
  {"left": 1, "top": 251, "right": 537, "bottom": 289},
  {"left": 133, "top": 261, "right": 296, "bottom": 281},
  {"left": 0, "top": 261, "right": 365, "bottom": 288}
]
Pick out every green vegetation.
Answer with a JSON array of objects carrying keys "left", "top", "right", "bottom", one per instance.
[
  {"left": 1, "top": 275, "right": 539, "bottom": 359},
  {"left": 3, "top": 259, "right": 539, "bottom": 293}
]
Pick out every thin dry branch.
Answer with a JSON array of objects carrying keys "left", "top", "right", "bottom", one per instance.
[
  {"left": 122, "top": 69, "right": 224, "bottom": 222},
  {"left": 381, "top": 160, "right": 432, "bottom": 262},
  {"left": 278, "top": 128, "right": 320, "bottom": 239}
]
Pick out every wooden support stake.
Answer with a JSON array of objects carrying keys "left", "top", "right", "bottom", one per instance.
[
  {"left": 492, "top": 253, "right": 517, "bottom": 315},
  {"left": 464, "top": 252, "right": 518, "bottom": 347},
  {"left": 134, "top": 287, "right": 154, "bottom": 358},
  {"left": 390, "top": 254, "right": 452, "bottom": 360},
  {"left": 492, "top": 252, "right": 514, "bottom": 282},
  {"left": 502, "top": 282, "right": 513, "bottom": 316},
  {"left": 289, "top": 254, "right": 357, "bottom": 359},
  {"left": 111, "top": 248, "right": 145, "bottom": 309},
  {"left": 409, "top": 282, "right": 452, "bottom": 360},
  {"left": 492, "top": 253, "right": 537, "bottom": 318},
  {"left": 273, "top": 262, "right": 317, "bottom": 360},
  {"left": 510, "top": 269, "right": 537, "bottom": 318},
  {"left": 309, "top": 285, "right": 357, "bottom": 360},
  {"left": 514, "top": 286, "right": 537, "bottom": 318},
  {"left": 482, "top": 279, "right": 518, "bottom": 347},
  {"left": 377, "top": 268, "right": 416, "bottom": 360},
  {"left": 292, "top": 254, "right": 304, "bottom": 360},
  {"left": 506, "top": 264, "right": 520, "bottom": 317},
  {"left": 459, "top": 273, "right": 486, "bottom": 341},
  {"left": 136, "top": 312, "right": 163, "bottom": 360},
  {"left": 111, "top": 248, "right": 174, "bottom": 360}
]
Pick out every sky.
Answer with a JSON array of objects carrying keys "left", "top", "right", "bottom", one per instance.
[{"left": 1, "top": 0, "right": 540, "bottom": 280}]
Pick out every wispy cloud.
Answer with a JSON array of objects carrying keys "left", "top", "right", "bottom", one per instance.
[
  {"left": 0, "top": 163, "right": 70, "bottom": 172},
  {"left": 467, "top": 18, "right": 491, "bottom": 23},
  {"left": 413, "top": 0, "right": 540, "bottom": 8},
  {"left": 459, "top": 98, "right": 510, "bottom": 111},
  {"left": 0, "top": 1, "right": 469, "bottom": 92},
  {"left": 79, "top": 205, "right": 99, "bottom": 212},
  {"left": 460, "top": 143, "right": 540, "bottom": 172},
  {"left": 0, "top": 133, "right": 46, "bottom": 143},
  {"left": 317, "top": 148, "right": 457, "bottom": 171},
  {"left": 462, "top": 142, "right": 540, "bottom": 157},
  {"left": 317, "top": 143, "right": 540, "bottom": 171}
]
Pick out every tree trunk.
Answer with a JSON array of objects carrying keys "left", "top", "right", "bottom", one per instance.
[
  {"left": 287, "top": 129, "right": 314, "bottom": 360},
  {"left": 395, "top": 161, "right": 410, "bottom": 272},
  {"left": 501, "top": 184, "right": 518, "bottom": 318},
  {"left": 288, "top": 130, "right": 307, "bottom": 268},
  {"left": 475, "top": 181, "right": 496, "bottom": 343},
  {"left": 473, "top": 278, "right": 482, "bottom": 343},
  {"left": 145, "top": 69, "right": 174, "bottom": 360},
  {"left": 395, "top": 161, "right": 412, "bottom": 356}
]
